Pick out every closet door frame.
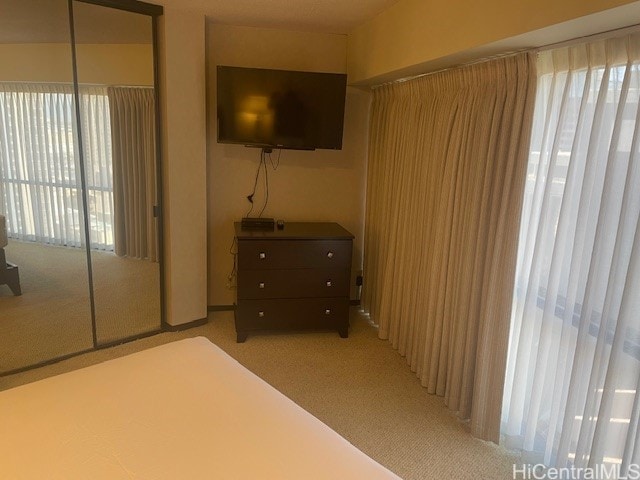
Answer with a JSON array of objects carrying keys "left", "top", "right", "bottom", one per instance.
[
  {"left": 70, "top": 0, "right": 167, "bottom": 345},
  {"left": 0, "top": 0, "right": 165, "bottom": 377},
  {"left": 67, "top": 0, "right": 168, "bottom": 349}
]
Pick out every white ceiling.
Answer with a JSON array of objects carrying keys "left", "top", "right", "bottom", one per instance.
[{"left": 161, "top": 0, "right": 400, "bottom": 35}]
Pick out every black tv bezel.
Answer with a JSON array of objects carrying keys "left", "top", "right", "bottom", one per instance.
[{"left": 216, "top": 65, "right": 347, "bottom": 151}]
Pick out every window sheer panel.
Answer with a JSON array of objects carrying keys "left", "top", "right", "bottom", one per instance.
[
  {"left": 502, "top": 33, "right": 640, "bottom": 472},
  {"left": 0, "top": 84, "right": 84, "bottom": 247},
  {"left": 0, "top": 83, "right": 114, "bottom": 251},
  {"left": 362, "top": 53, "right": 536, "bottom": 442}
]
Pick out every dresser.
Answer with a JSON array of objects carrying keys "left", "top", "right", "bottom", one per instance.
[{"left": 234, "top": 222, "right": 354, "bottom": 343}]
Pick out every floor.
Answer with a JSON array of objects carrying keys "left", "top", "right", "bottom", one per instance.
[
  {"left": 0, "top": 240, "right": 161, "bottom": 373},
  {"left": 0, "top": 309, "right": 521, "bottom": 480}
]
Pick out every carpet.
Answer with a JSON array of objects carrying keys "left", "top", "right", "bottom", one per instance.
[
  {"left": 0, "top": 310, "right": 521, "bottom": 479},
  {"left": 0, "top": 240, "right": 161, "bottom": 373}
]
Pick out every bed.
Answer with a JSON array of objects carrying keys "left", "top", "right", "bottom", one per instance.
[{"left": 0, "top": 337, "right": 400, "bottom": 479}]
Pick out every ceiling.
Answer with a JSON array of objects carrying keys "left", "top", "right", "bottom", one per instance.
[
  {"left": 0, "top": 0, "right": 400, "bottom": 45},
  {"left": 0, "top": 0, "right": 152, "bottom": 44},
  {"left": 161, "top": 0, "right": 401, "bottom": 34}
]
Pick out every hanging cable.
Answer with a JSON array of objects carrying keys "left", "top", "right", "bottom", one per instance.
[
  {"left": 245, "top": 149, "right": 265, "bottom": 218},
  {"left": 245, "top": 148, "right": 281, "bottom": 218}
]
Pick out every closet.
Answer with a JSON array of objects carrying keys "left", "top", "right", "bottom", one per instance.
[{"left": 0, "top": 0, "right": 164, "bottom": 374}]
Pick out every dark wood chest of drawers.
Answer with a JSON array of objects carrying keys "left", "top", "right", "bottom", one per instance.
[{"left": 234, "top": 222, "right": 354, "bottom": 343}]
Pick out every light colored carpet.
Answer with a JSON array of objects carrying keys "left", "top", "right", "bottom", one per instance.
[
  {"left": 0, "top": 309, "right": 521, "bottom": 480},
  {"left": 0, "top": 240, "right": 161, "bottom": 373}
]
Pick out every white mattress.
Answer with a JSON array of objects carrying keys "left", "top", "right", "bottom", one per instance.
[{"left": 0, "top": 337, "right": 400, "bottom": 479}]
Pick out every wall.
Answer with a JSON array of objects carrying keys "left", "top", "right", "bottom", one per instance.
[
  {"left": 0, "top": 44, "right": 153, "bottom": 85},
  {"left": 207, "top": 24, "right": 370, "bottom": 306},
  {"left": 158, "top": 7, "right": 208, "bottom": 325},
  {"left": 348, "top": 0, "right": 640, "bottom": 84}
]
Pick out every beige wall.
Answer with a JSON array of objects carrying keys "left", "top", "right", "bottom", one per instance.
[
  {"left": 158, "top": 7, "right": 208, "bottom": 325},
  {"left": 0, "top": 44, "right": 153, "bottom": 85},
  {"left": 348, "top": 0, "right": 640, "bottom": 84},
  {"left": 207, "top": 24, "right": 370, "bottom": 306}
]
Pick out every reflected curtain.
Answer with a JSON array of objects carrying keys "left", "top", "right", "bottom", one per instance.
[
  {"left": 362, "top": 53, "right": 536, "bottom": 442},
  {"left": 108, "top": 87, "right": 157, "bottom": 262},
  {"left": 502, "top": 33, "right": 640, "bottom": 472},
  {"left": 0, "top": 83, "right": 112, "bottom": 251}
]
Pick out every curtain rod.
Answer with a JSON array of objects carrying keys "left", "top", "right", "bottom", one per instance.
[
  {"left": 375, "top": 49, "right": 528, "bottom": 88},
  {"left": 538, "top": 22, "right": 640, "bottom": 52},
  {"left": 378, "top": 22, "right": 640, "bottom": 88}
]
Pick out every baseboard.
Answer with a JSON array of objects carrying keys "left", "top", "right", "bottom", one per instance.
[
  {"left": 163, "top": 317, "right": 208, "bottom": 332},
  {"left": 208, "top": 305, "right": 236, "bottom": 312}
]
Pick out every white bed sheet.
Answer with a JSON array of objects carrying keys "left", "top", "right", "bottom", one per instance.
[{"left": 0, "top": 337, "right": 401, "bottom": 479}]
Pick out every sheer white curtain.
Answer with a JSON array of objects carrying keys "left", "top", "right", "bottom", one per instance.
[
  {"left": 502, "top": 33, "right": 640, "bottom": 473},
  {"left": 0, "top": 83, "right": 114, "bottom": 250}
]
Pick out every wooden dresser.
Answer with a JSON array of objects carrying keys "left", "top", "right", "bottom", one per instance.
[{"left": 234, "top": 222, "right": 354, "bottom": 343}]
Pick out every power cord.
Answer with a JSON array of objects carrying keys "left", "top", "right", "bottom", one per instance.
[
  {"left": 245, "top": 148, "right": 281, "bottom": 218},
  {"left": 227, "top": 236, "right": 238, "bottom": 289}
]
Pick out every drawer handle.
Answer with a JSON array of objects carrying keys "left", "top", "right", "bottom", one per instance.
[
  {"left": 327, "top": 251, "right": 334, "bottom": 259},
  {"left": 258, "top": 282, "right": 265, "bottom": 289},
  {"left": 259, "top": 252, "right": 267, "bottom": 259},
  {"left": 326, "top": 280, "right": 332, "bottom": 287},
  {"left": 325, "top": 309, "right": 331, "bottom": 315},
  {"left": 258, "top": 311, "right": 265, "bottom": 317}
]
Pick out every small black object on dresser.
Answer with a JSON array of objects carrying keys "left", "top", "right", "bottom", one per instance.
[{"left": 234, "top": 222, "right": 354, "bottom": 343}]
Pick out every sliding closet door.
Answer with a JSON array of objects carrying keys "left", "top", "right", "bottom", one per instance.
[
  {"left": 0, "top": 0, "right": 94, "bottom": 373},
  {"left": 71, "top": 1, "right": 162, "bottom": 345}
]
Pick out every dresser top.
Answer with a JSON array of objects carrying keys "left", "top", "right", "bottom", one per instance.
[{"left": 235, "top": 222, "right": 354, "bottom": 240}]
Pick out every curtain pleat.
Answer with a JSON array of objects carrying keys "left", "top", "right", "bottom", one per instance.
[
  {"left": 362, "top": 53, "right": 536, "bottom": 442},
  {"left": 108, "top": 87, "right": 157, "bottom": 262},
  {"left": 0, "top": 83, "right": 116, "bottom": 251},
  {"left": 0, "top": 83, "right": 85, "bottom": 247},
  {"left": 502, "top": 32, "right": 640, "bottom": 471}
]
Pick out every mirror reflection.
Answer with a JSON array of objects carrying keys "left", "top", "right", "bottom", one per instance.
[
  {"left": 72, "top": 2, "right": 161, "bottom": 345},
  {"left": 0, "top": 0, "right": 94, "bottom": 373},
  {"left": 0, "top": 0, "right": 162, "bottom": 374}
]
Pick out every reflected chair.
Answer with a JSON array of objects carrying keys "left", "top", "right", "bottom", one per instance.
[{"left": 0, "top": 215, "right": 21, "bottom": 296}]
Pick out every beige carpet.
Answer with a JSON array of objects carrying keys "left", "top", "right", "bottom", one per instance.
[
  {"left": 0, "top": 240, "right": 161, "bottom": 373},
  {"left": 0, "top": 309, "right": 521, "bottom": 480}
]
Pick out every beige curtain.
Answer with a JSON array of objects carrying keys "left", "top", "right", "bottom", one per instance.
[
  {"left": 108, "top": 87, "right": 158, "bottom": 262},
  {"left": 362, "top": 53, "right": 536, "bottom": 442}
]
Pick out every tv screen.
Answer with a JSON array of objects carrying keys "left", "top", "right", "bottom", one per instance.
[{"left": 216, "top": 66, "right": 347, "bottom": 150}]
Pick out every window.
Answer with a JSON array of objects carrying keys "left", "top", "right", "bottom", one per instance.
[{"left": 0, "top": 84, "right": 114, "bottom": 251}]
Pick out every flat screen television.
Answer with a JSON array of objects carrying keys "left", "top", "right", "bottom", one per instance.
[{"left": 216, "top": 66, "right": 347, "bottom": 150}]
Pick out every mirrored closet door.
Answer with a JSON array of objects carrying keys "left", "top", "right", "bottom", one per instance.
[
  {"left": 0, "top": 0, "right": 164, "bottom": 375},
  {"left": 72, "top": 1, "right": 161, "bottom": 346}
]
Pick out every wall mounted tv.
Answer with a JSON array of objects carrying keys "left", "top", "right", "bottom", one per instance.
[{"left": 216, "top": 66, "right": 348, "bottom": 151}]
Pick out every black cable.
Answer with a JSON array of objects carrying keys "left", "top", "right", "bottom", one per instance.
[
  {"left": 258, "top": 152, "right": 269, "bottom": 218},
  {"left": 268, "top": 149, "right": 281, "bottom": 170},
  {"left": 228, "top": 236, "right": 237, "bottom": 287},
  {"left": 245, "top": 149, "right": 264, "bottom": 217},
  {"left": 246, "top": 148, "right": 280, "bottom": 218}
]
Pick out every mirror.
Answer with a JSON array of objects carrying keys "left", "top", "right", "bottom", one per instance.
[
  {"left": 0, "top": 0, "right": 94, "bottom": 373},
  {"left": 72, "top": 1, "right": 161, "bottom": 345},
  {"left": 0, "top": 0, "right": 163, "bottom": 374}
]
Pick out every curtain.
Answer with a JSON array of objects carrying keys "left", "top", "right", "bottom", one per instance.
[
  {"left": 362, "top": 53, "right": 537, "bottom": 442},
  {"left": 502, "top": 33, "right": 640, "bottom": 473},
  {"left": 0, "top": 83, "right": 113, "bottom": 251},
  {"left": 108, "top": 87, "right": 157, "bottom": 262}
]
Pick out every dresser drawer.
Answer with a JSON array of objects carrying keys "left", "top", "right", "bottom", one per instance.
[
  {"left": 236, "top": 298, "right": 349, "bottom": 332},
  {"left": 238, "top": 268, "right": 349, "bottom": 300},
  {"left": 238, "top": 240, "right": 352, "bottom": 270}
]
